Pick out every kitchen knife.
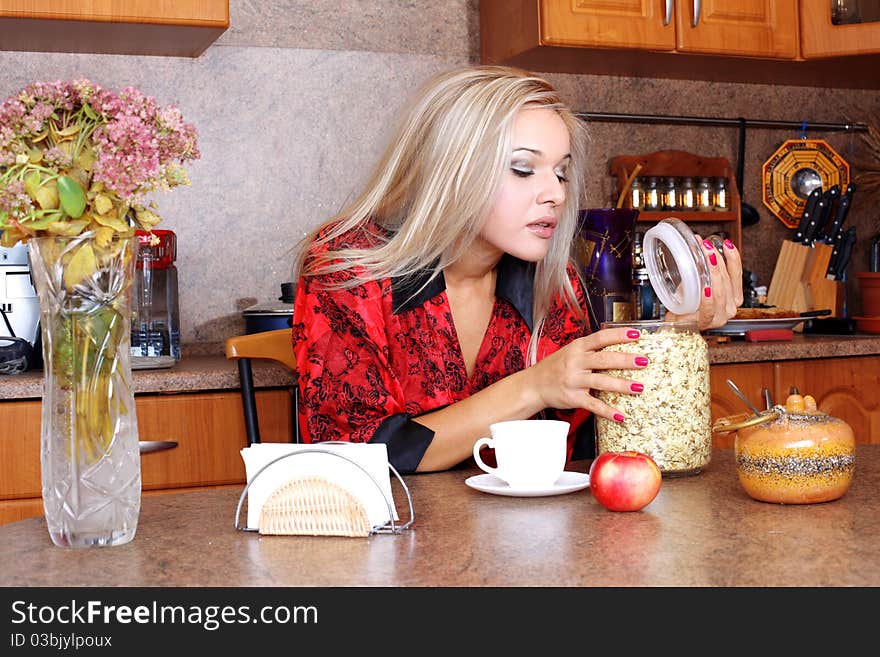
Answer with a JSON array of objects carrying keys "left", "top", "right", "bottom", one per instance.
[
  {"left": 825, "top": 226, "right": 847, "bottom": 279},
  {"left": 801, "top": 196, "right": 828, "bottom": 245},
  {"left": 810, "top": 184, "right": 840, "bottom": 244},
  {"left": 823, "top": 182, "right": 855, "bottom": 245},
  {"left": 831, "top": 226, "right": 857, "bottom": 281},
  {"left": 793, "top": 187, "right": 823, "bottom": 243}
]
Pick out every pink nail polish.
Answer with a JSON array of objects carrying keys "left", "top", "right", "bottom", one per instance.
[
  {"left": 626, "top": 329, "right": 640, "bottom": 339},
  {"left": 703, "top": 239, "right": 714, "bottom": 250},
  {"left": 709, "top": 253, "right": 718, "bottom": 266},
  {"left": 613, "top": 413, "right": 625, "bottom": 423},
  {"left": 704, "top": 286, "right": 712, "bottom": 298},
  {"left": 724, "top": 239, "right": 735, "bottom": 249},
  {"left": 634, "top": 356, "right": 649, "bottom": 367},
  {"left": 630, "top": 382, "right": 644, "bottom": 393}
]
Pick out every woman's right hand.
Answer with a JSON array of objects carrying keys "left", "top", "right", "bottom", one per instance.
[{"left": 526, "top": 326, "right": 648, "bottom": 422}]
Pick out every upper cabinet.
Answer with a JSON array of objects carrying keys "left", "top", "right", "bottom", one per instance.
[
  {"left": 0, "top": 1, "right": 229, "bottom": 57},
  {"left": 481, "top": 0, "right": 880, "bottom": 88},
  {"left": 801, "top": 0, "right": 880, "bottom": 58},
  {"left": 537, "top": 0, "right": 797, "bottom": 59},
  {"left": 674, "top": 0, "right": 798, "bottom": 58}
]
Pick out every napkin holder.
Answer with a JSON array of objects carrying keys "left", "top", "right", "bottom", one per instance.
[{"left": 234, "top": 444, "right": 414, "bottom": 537}]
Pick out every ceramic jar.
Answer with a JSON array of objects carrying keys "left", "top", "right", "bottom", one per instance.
[{"left": 716, "top": 396, "right": 856, "bottom": 504}]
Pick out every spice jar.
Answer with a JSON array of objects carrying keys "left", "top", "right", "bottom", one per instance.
[
  {"left": 642, "top": 177, "right": 661, "bottom": 211},
  {"left": 713, "top": 177, "right": 730, "bottom": 211},
  {"left": 678, "top": 177, "right": 696, "bottom": 210},
  {"left": 596, "top": 319, "right": 712, "bottom": 476},
  {"left": 696, "top": 177, "right": 714, "bottom": 211},
  {"left": 714, "top": 393, "right": 855, "bottom": 504},
  {"left": 629, "top": 176, "right": 644, "bottom": 210},
  {"left": 662, "top": 177, "right": 678, "bottom": 211}
]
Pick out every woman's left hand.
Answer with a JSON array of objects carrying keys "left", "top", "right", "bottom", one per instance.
[{"left": 666, "top": 237, "right": 743, "bottom": 330}]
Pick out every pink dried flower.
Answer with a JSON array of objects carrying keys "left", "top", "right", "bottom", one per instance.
[{"left": 0, "top": 78, "right": 199, "bottom": 244}]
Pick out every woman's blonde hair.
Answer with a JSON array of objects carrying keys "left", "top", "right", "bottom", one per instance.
[{"left": 295, "top": 65, "right": 589, "bottom": 363}]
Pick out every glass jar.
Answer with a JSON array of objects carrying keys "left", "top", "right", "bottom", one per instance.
[
  {"left": 596, "top": 320, "right": 712, "bottom": 476},
  {"left": 662, "top": 176, "right": 678, "bottom": 211},
  {"left": 713, "top": 177, "right": 730, "bottom": 211},
  {"left": 642, "top": 176, "right": 661, "bottom": 211},
  {"left": 714, "top": 398, "right": 856, "bottom": 504},
  {"left": 629, "top": 176, "right": 644, "bottom": 210},
  {"left": 696, "top": 177, "right": 714, "bottom": 211},
  {"left": 677, "top": 177, "right": 696, "bottom": 210}
]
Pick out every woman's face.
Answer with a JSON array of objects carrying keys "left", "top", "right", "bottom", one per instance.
[{"left": 480, "top": 107, "right": 571, "bottom": 262}]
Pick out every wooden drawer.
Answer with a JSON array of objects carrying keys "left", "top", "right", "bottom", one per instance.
[{"left": 0, "top": 389, "right": 293, "bottom": 501}]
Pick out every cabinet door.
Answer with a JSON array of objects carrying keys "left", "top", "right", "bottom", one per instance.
[
  {"left": 675, "top": 0, "right": 799, "bottom": 58},
  {"left": 801, "top": 0, "right": 880, "bottom": 58},
  {"left": 541, "top": 0, "right": 675, "bottom": 50},
  {"left": 773, "top": 356, "right": 880, "bottom": 444},
  {"left": 0, "top": 389, "right": 293, "bottom": 501},
  {"left": 709, "top": 361, "right": 773, "bottom": 448}
]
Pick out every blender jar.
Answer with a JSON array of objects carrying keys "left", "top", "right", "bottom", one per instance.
[{"left": 132, "top": 229, "right": 180, "bottom": 360}]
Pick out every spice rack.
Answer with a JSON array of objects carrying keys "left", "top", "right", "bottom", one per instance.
[{"left": 610, "top": 150, "right": 742, "bottom": 249}]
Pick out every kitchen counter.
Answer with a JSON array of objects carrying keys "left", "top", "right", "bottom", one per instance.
[
  {"left": 2, "top": 334, "right": 880, "bottom": 400},
  {"left": 2, "top": 446, "right": 879, "bottom": 586}
]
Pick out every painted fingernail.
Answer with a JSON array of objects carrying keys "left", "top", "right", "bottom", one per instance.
[
  {"left": 634, "top": 356, "right": 649, "bottom": 367},
  {"left": 626, "top": 329, "right": 640, "bottom": 339},
  {"left": 724, "top": 239, "right": 736, "bottom": 249},
  {"left": 630, "top": 382, "right": 644, "bottom": 393},
  {"left": 709, "top": 253, "right": 718, "bottom": 266},
  {"left": 613, "top": 413, "right": 625, "bottom": 423},
  {"left": 704, "top": 286, "right": 712, "bottom": 298},
  {"left": 703, "top": 239, "right": 714, "bottom": 250}
]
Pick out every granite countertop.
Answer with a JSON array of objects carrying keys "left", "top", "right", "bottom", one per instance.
[
  {"left": 2, "top": 334, "right": 880, "bottom": 400},
  {"left": 2, "top": 446, "right": 879, "bottom": 586}
]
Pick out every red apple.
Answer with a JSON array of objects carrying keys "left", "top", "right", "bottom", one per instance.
[{"left": 589, "top": 450, "right": 661, "bottom": 512}]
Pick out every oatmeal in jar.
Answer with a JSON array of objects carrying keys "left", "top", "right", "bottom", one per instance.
[{"left": 596, "top": 320, "right": 711, "bottom": 476}]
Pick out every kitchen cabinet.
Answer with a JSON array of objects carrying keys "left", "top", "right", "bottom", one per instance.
[
  {"left": 0, "top": 388, "right": 294, "bottom": 525},
  {"left": 0, "top": 0, "right": 228, "bottom": 57},
  {"left": 801, "top": 0, "right": 880, "bottom": 58},
  {"left": 610, "top": 150, "right": 742, "bottom": 250},
  {"left": 710, "top": 354, "right": 880, "bottom": 448},
  {"left": 480, "top": 0, "right": 880, "bottom": 88},
  {"left": 533, "top": 0, "right": 798, "bottom": 58}
]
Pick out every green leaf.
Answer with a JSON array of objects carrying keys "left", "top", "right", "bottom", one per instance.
[
  {"left": 24, "top": 170, "right": 41, "bottom": 200},
  {"left": 23, "top": 210, "right": 62, "bottom": 230},
  {"left": 57, "top": 175, "right": 87, "bottom": 218},
  {"left": 82, "top": 103, "right": 98, "bottom": 121}
]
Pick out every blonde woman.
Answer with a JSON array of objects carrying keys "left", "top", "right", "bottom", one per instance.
[{"left": 291, "top": 65, "right": 742, "bottom": 473}]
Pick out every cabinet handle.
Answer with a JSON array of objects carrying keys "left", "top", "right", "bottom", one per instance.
[
  {"left": 692, "top": 0, "right": 701, "bottom": 27},
  {"left": 664, "top": 0, "right": 672, "bottom": 26},
  {"left": 139, "top": 440, "right": 178, "bottom": 454}
]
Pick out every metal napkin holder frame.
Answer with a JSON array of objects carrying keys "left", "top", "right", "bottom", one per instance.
[{"left": 234, "top": 445, "right": 415, "bottom": 535}]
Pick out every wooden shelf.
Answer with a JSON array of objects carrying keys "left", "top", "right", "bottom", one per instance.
[
  {"left": 610, "top": 150, "right": 742, "bottom": 249},
  {"left": 637, "top": 211, "right": 738, "bottom": 223}
]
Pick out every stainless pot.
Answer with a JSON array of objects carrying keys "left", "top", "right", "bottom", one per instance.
[{"left": 242, "top": 282, "right": 294, "bottom": 334}]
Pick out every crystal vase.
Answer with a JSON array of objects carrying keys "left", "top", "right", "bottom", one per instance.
[{"left": 28, "top": 233, "right": 141, "bottom": 548}]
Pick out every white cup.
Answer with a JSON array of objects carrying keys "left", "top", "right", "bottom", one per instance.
[{"left": 472, "top": 419, "right": 569, "bottom": 490}]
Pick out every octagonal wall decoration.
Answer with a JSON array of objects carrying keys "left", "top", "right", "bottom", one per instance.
[{"left": 762, "top": 139, "right": 850, "bottom": 228}]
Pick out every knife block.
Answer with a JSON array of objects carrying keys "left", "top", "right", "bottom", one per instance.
[{"left": 766, "top": 240, "right": 840, "bottom": 318}]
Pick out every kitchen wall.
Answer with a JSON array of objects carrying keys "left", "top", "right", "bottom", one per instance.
[{"left": 1, "top": 1, "right": 878, "bottom": 352}]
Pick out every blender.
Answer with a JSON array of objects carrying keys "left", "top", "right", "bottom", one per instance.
[{"left": 131, "top": 229, "right": 180, "bottom": 363}]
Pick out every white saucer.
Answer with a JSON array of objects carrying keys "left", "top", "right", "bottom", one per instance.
[{"left": 464, "top": 471, "right": 590, "bottom": 498}]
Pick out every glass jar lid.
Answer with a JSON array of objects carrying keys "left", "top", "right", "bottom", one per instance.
[{"left": 642, "top": 218, "right": 710, "bottom": 315}]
